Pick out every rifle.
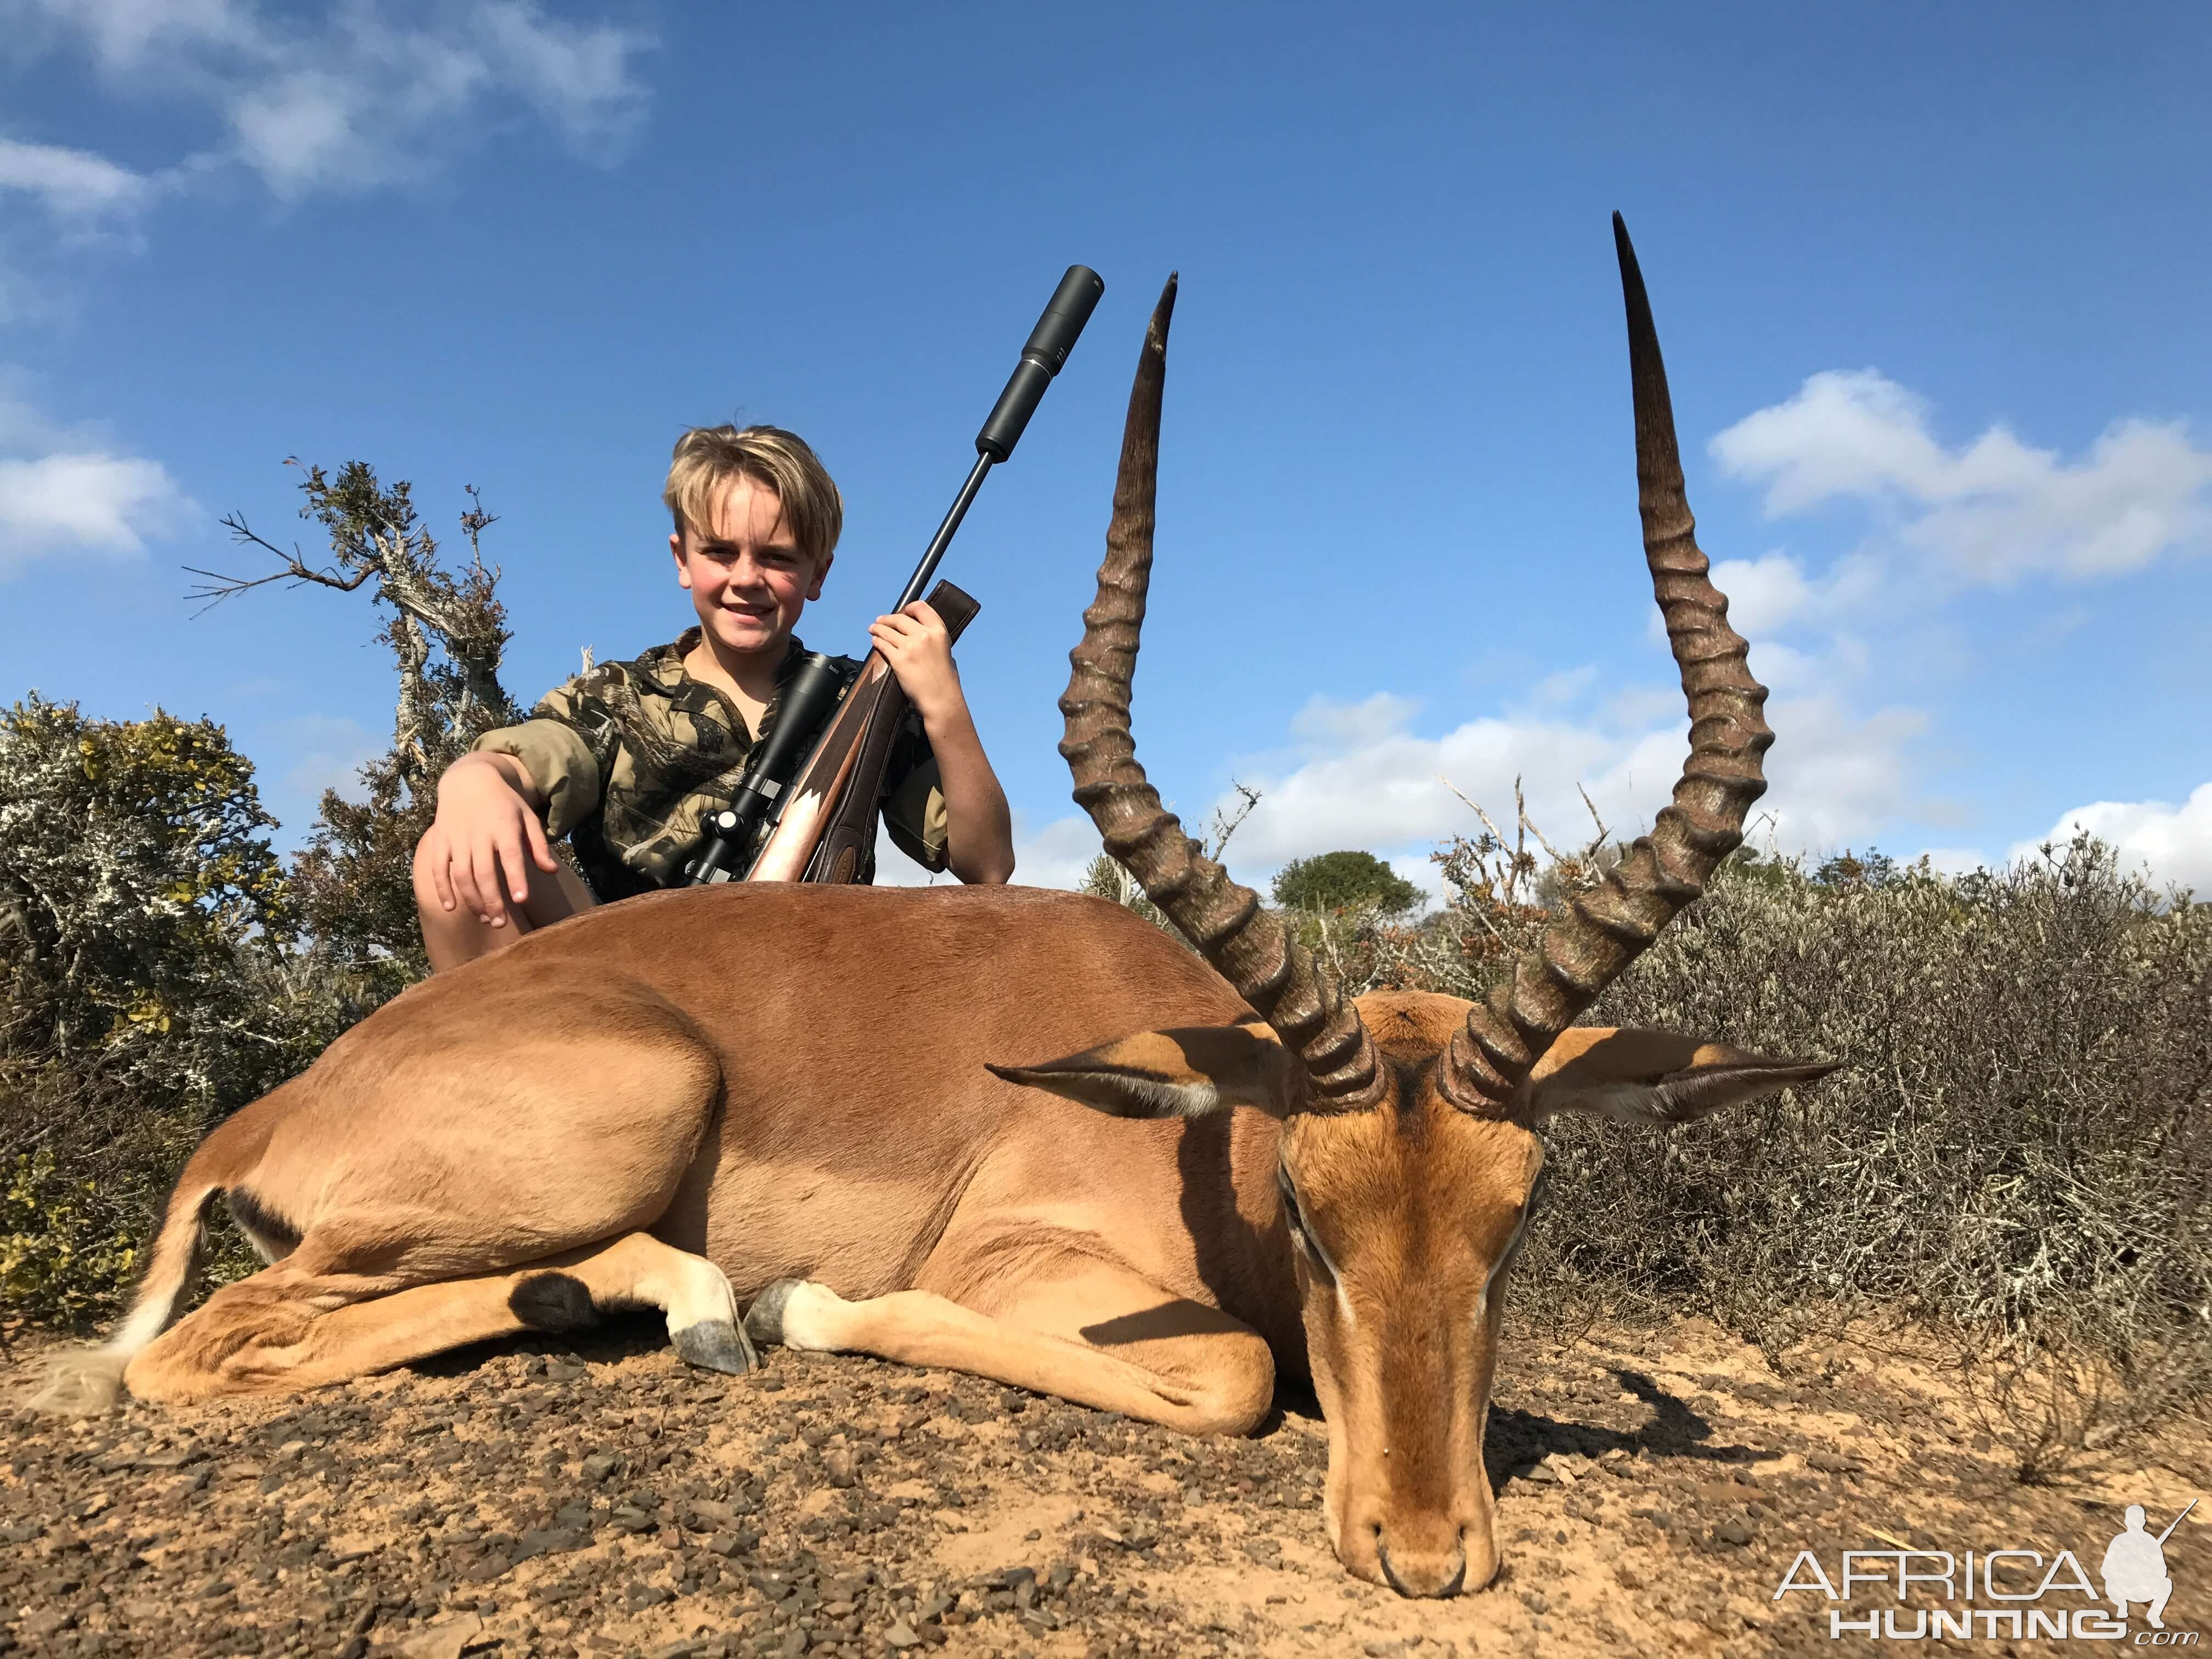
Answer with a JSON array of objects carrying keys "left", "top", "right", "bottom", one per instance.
[
  {"left": 683, "top": 264, "right": 1104, "bottom": 887},
  {"left": 2155, "top": 1499, "right": 2197, "bottom": 1546}
]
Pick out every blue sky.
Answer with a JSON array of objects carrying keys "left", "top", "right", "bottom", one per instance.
[{"left": 4, "top": 2, "right": 2208, "bottom": 901}]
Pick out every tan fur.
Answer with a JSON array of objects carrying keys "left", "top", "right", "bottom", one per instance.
[{"left": 36, "top": 885, "right": 1830, "bottom": 1603}]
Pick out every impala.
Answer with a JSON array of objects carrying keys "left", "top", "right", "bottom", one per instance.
[{"left": 38, "top": 217, "right": 1834, "bottom": 1599}]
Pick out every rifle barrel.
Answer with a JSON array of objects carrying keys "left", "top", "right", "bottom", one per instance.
[
  {"left": 2154, "top": 1497, "right": 2197, "bottom": 1545},
  {"left": 894, "top": 453, "right": 993, "bottom": 612},
  {"left": 892, "top": 265, "right": 1102, "bottom": 614}
]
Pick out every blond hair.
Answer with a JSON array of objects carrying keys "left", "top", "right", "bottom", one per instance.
[{"left": 663, "top": 424, "right": 843, "bottom": 566}]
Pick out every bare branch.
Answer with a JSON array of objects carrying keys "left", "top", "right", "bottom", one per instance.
[
  {"left": 1205, "top": 780, "right": 1262, "bottom": 862},
  {"left": 186, "top": 511, "right": 379, "bottom": 614},
  {"left": 1577, "top": 783, "right": 1610, "bottom": 850}
]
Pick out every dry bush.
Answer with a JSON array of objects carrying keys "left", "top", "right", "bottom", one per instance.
[{"left": 1499, "top": 830, "right": 2208, "bottom": 1475}]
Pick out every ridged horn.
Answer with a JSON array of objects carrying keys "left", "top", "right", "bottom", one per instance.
[
  {"left": 1060, "top": 276, "right": 1383, "bottom": 1110},
  {"left": 1441, "top": 215, "right": 1775, "bottom": 1114}
]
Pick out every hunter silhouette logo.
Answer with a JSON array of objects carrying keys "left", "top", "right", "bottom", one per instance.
[
  {"left": 2105, "top": 1500, "right": 2192, "bottom": 1631},
  {"left": 1774, "top": 1494, "right": 2199, "bottom": 1641}
]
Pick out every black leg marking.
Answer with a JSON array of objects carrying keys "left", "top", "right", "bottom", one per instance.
[
  {"left": 225, "top": 1188, "right": 302, "bottom": 1261},
  {"left": 742, "top": 1279, "right": 805, "bottom": 1346},
  {"left": 510, "top": 1271, "right": 599, "bottom": 1334}
]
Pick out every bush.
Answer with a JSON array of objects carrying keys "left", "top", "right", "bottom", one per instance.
[
  {"left": 2, "top": 458, "right": 521, "bottom": 1328},
  {"left": 0, "top": 698, "right": 332, "bottom": 1325},
  {"left": 1272, "top": 849, "right": 1423, "bottom": 919},
  {"left": 1521, "top": 836, "right": 2210, "bottom": 1470}
]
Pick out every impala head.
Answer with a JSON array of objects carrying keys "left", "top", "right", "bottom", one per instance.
[{"left": 995, "top": 218, "right": 1839, "bottom": 1598}]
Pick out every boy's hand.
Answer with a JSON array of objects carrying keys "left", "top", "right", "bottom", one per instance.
[
  {"left": 420, "top": 753, "right": 558, "bottom": 927},
  {"left": 870, "top": 601, "right": 964, "bottom": 723}
]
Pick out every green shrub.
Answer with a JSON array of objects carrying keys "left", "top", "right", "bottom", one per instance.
[
  {"left": 1272, "top": 849, "right": 1423, "bottom": 920},
  {"left": 0, "top": 699, "right": 332, "bottom": 1325}
]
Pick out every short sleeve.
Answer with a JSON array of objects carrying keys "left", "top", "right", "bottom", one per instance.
[
  {"left": 471, "top": 718, "right": 602, "bottom": 839},
  {"left": 882, "top": 753, "right": 950, "bottom": 873}
]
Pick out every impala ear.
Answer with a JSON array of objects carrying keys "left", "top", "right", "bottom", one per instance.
[
  {"left": 987, "top": 1021, "right": 1296, "bottom": 1120},
  {"left": 1516, "top": 1026, "right": 1842, "bottom": 1127}
]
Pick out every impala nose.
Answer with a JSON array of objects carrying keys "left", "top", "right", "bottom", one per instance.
[{"left": 1378, "top": 1536, "right": 1468, "bottom": 1599}]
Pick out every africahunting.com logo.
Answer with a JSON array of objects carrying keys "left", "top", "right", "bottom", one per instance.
[{"left": 1774, "top": 1500, "right": 2197, "bottom": 1644}]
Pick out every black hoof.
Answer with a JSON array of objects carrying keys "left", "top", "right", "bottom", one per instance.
[
  {"left": 673, "top": 1319, "right": 758, "bottom": 1376},
  {"left": 743, "top": 1279, "right": 806, "bottom": 1346}
]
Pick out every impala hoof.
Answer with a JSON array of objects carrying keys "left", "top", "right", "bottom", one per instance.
[
  {"left": 742, "top": 1279, "right": 805, "bottom": 1346},
  {"left": 673, "top": 1318, "right": 759, "bottom": 1375}
]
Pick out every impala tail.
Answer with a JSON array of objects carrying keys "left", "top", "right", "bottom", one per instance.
[{"left": 28, "top": 1112, "right": 261, "bottom": 1414}]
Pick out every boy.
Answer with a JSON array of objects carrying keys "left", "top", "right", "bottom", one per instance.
[{"left": 413, "top": 424, "right": 1015, "bottom": 972}]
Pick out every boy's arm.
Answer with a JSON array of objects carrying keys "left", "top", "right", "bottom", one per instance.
[
  {"left": 869, "top": 602, "right": 1016, "bottom": 884},
  {"left": 420, "top": 751, "right": 558, "bottom": 924},
  {"left": 424, "top": 697, "right": 607, "bottom": 924}
]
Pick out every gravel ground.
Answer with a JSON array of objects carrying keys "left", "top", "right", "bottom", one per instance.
[{"left": 3, "top": 1313, "right": 2202, "bottom": 1657}]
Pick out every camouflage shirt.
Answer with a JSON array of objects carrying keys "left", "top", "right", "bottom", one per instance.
[{"left": 472, "top": 629, "right": 948, "bottom": 900}]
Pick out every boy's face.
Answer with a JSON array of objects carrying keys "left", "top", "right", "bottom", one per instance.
[{"left": 669, "top": 475, "right": 830, "bottom": 659}]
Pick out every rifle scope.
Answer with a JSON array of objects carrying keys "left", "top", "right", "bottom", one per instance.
[{"left": 685, "top": 650, "right": 853, "bottom": 884}]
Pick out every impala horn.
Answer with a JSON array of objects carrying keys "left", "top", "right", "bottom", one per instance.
[
  {"left": 1060, "top": 276, "right": 1384, "bottom": 1111},
  {"left": 1440, "top": 216, "right": 1775, "bottom": 1115}
]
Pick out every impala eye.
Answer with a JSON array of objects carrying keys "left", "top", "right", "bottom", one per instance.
[
  {"left": 1277, "top": 1167, "right": 1332, "bottom": 1277},
  {"left": 1495, "top": 1164, "right": 1550, "bottom": 1275}
]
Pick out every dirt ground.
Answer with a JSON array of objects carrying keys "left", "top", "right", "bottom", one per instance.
[{"left": 2, "top": 1312, "right": 2203, "bottom": 1658}]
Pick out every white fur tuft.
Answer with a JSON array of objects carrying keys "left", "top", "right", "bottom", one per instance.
[
  {"left": 27, "top": 1348, "right": 132, "bottom": 1416},
  {"left": 25, "top": 1182, "right": 217, "bottom": 1414}
]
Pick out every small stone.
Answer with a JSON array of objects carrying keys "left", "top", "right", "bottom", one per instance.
[
  {"left": 135, "top": 1444, "right": 206, "bottom": 1470},
  {"left": 515, "top": 1527, "right": 588, "bottom": 1561},
  {"left": 1717, "top": 1515, "right": 1756, "bottom": 1546},
  {"left": 885, "top": 1621, "right": 923, "bottom": 1650},
  {"left": 398, "top": 1615, "right": 484, "bottom": 1659}
]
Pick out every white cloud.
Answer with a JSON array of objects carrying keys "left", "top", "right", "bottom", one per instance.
[
  {"left": 1705, "top": 550, "right": 1882, "bottom": 636},
  {"left": 1172, "top": 686, "right": 1928, "bottom": 904},
  {"left": 1712, "top": 369, "right": 2212, "bottom": 585},
  {"left": 0, "top": 136, "right": 155, "bottom": 224},
  {"left": 873, "top": 681, "right": 1927, "bottom": 916},
  {"left": 874, "top": 811, "right": 1105, "bottom": 891},
  {"left": 0, "top": 453, "right": 188, "bottom": 564},
  {"left": 1917, "top": 845, "right": 1994, "bottom": 878},
  {"left": 2012, "top": 783, "right": 2212, "bottom": 895},
  {"left": 2, "top": 0, "right": 652, "bottom": 206},
  {"left": 0, "top": 380, "right": 192, "bottom": 569},
  {"left": 475, "top": 0, "right": 647, "bottom": 140},
  {"left": 15, "top": 0, "right": 262, "bottom": 72}
]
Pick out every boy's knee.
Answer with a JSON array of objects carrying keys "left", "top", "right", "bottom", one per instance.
[{"left": 409, "top": 836, "right": 443, "bottom": 907}]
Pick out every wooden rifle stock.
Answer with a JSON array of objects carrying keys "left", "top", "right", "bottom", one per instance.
[{"left": 747, "top": 580, "right": 980, "bottom": 884}]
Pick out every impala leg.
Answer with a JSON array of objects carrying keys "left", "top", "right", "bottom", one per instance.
[
  {"left": 744, "top": 1263, "right": 1274, "bottom": 1436},
  {"left": 115, "top": 1005, "right": 735, "bottom": 1405},
  {"left": 124, "top": 1231, "right": 751, "bottom": 1403}
]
